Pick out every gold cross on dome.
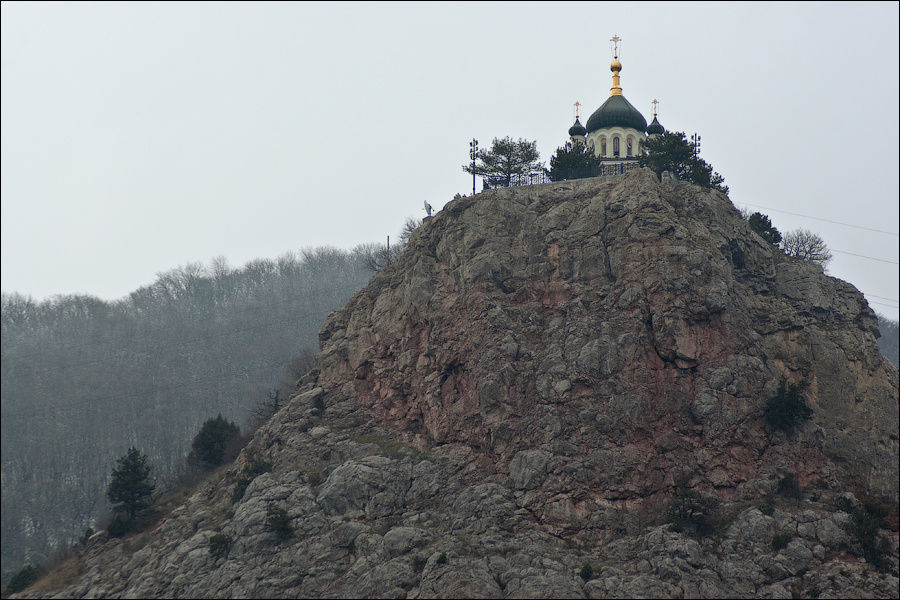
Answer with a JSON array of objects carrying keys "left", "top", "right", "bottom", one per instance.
[
  {"left": 610, "top": 35, "right": 621, "bottom": 58},
  {"left": 574, "top": 101, "right": 581, "bottom": 119},
  {"left": 652, "top": 99, "right": 658, "bottom": 117}
]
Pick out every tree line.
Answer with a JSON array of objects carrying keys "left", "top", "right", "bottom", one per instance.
[{"left": 0, "top": 246, "right": 377, "bottom": 584}]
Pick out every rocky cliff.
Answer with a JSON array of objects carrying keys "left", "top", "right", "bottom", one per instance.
[{"left": 17, "top": 169, "right": 899, "bottom": 598}]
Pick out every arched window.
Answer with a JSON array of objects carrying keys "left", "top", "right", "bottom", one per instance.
[
  {"left": 613, "top": 136, "right": 620, "bottom": 156},
  {"left": 600, "top": 137, "right": 607, "bottom": 156},
  {"left": 626, "top": 137, "right": 633, "bottom": 157}
]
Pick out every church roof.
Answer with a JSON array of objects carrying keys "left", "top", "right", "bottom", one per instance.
[
  {"left": 568, "top": 118, "right": 587, "bottom": 137},
  {"left": 647, "top": 115, "right": 665, "bottom": 135},
  {"left": 585, "top": 94, "right": 648, "bottom": 133}
]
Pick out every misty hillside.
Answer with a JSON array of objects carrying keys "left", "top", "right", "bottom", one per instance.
[
  {"left": 877, "top": 314, "right": 899, "bottom": 367},
  {"left": 0, "top": 247, "right": 376, "bottom": 582}
]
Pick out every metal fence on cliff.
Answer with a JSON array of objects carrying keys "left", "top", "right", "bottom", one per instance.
[{"left": 505, "top": 161, "right": 641, "bottom": 188}]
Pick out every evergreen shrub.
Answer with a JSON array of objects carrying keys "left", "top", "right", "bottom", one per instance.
[
  {"left": 772, "top": 532, "right": 792, "bottom": 550},
  {"left": 265, "top": 505, "right": 294, "bottom": 541},
  {"left": 190, "top": 415, "right": 241, "bottom": 468},
  {"left": 4, "top": 564, "right": 40, "bottom": 594},
  {"left": 209, "top": 533, "right": 233, "bottom": 559},
  {"left": 765, "top": 380, "right": 812, "bottom": 430}
]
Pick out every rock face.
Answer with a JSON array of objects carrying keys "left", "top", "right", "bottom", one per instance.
[{"left": 18, "top": 170, "right": 898, "bottom": 598}]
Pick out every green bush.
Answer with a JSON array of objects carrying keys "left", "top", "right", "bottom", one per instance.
[
  {"left": 436, "top": 552, "right": 447, "bottom": 565},
  {"left": 777, "top": 473, "right": 801, "bottom": 500},
  {"left": 209, "top": 533, "right": 233, "bottom": 559},
  {"left": 765, "top": 380, "right": 812, "bottom": 430},
  {"left": 4, "top": 564, "right": 40, "bottom": 594},
  {"left": 190, "top": 414, "right": 241, "bottom": 468},
  {"left": 838, "top": 497, "right": 892, "bottom": 572},
  {"left": 665, "top": 488, "right": 720, "bottom": 538},
  {"left": 265, "top": 504, "right": 294, "bottom": 541},
  {"left": 772, "top": 532, "right": 792, "bottom": 550},
  {"left": 579, "top": 562, "right": 594, "bottom": 581}
]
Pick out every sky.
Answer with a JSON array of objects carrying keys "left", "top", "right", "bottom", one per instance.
[{"left": 2, "top": 2, "right": 898, "bottom": 320}]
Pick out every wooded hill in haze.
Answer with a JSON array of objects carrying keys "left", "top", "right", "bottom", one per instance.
[{"left": 0, "top": 247, "right": 378, "bottom": 583}]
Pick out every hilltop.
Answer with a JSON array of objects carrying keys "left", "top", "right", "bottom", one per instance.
[{"left": 15, "top": 169, "right": 898, "bottom": 599}]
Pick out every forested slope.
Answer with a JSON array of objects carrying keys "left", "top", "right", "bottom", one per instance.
[
  {"left": 877, "top": 314, "right": 899, "bottom": 367},
  {"left": 0, "top": 247, "right": 373, "bottom": 582}
]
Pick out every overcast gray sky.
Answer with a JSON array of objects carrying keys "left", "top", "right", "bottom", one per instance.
[{"left": 2, "top": 2, "right": 898, "bottom": 319}]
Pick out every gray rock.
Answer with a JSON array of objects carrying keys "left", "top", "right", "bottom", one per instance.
[
  {"left": 382, "top": 526, "right": 427, "bottom": 556},
  {"left": 316, "top": 455, "right": 408, "bottom": 516},
  {"left": 509, "top": 450, "right": 552, "bottom": 490}
]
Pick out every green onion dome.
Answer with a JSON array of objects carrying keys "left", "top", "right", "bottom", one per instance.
[
  {"left": 585, "top": 95, "right": 648, "bottom": 133},
  {"left": 568, "top": 118, "right": 587, "bottom": 137},
  {"left": 647, "top": 115, "right": 665, "bottom": 135}
]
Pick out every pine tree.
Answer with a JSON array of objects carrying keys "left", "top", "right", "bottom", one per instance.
[
  {"left": 547, "top": 142, "right": 601, "bottom": 181},
  {"left": 107, "top": 447, "right": 155, "bottom": 520},
  {"left": 462, "top": 137, "right": 544, "bottom": 188},
  {"left": 748, "top": 212, "right": 782, "bottom": 246},
  {"left": 189, "top": 414, "right": 241, "bottom": 468},
  {"left": 640, "top": 131, "right": 728, "bottom": 194}
]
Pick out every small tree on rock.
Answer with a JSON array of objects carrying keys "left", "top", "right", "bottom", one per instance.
[
  {"left": 398, "top": 217, "right": 422, "bottom": 249},
  {"left": 107, "top": 447, "right": 155, "bottom": 521},
  {"left": 781, "top": 228, "right": 832, "bottom": 267},
  {"left": 463, "top": 137, "right": 544, "bottom": 188},
  {"left": 748, "top": 212, "right": 782, "bottom": 246},
  {"left": 190, "top": 414, "right": 241, "bottom": 468},
  {"left": 765, "top": 380, "right": 812, "bottom": 431},
  {"left": 640, "top": 131, "right": 728, "bottom": 194}
]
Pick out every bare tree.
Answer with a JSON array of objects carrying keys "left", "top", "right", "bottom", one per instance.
[
  {"left": 353, "top": 242, "right": 389, "bottom": 272},
  {"left": 398, "top": 217, "right": 422, "bottom": 249},
  {"left": 781, "top": 228, "right": 832, "bottom": 267}
]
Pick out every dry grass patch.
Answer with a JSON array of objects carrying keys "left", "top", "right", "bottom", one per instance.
[{"left": 26, "top": 555, "right": 84, "bottom": 596}]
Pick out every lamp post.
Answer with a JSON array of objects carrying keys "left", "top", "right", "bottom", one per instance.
[{"left": 469, "top": 138, "right": 478, "bottom": 195}]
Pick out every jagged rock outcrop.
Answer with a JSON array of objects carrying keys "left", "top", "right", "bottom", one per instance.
[{"left": 17, "top": 169, "right": 898, "bottom": 598}]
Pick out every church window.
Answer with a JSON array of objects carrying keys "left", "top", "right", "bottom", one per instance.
[
  {"left": 600, "top": 137, "right": 607, "bottom": 156},
  {"left": 613, "top": 136, "right": 620, "bottom": 156},
  {"left": 626, "top": 137, "right": 633, "bottom": 157}
]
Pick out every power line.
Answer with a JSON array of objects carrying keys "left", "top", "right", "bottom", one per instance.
[
  {"left": 865, "top": 293, "right": 899, "bottom": 303},
  {"left": 869, "top": 299, "right": 900, "bottom": 308},
  {"left": 868, "top": 300, "right": 900, "bottom": 311},
  {"left": 738, "top": 202, "right": 899, "bottom": 237},
  {"left": 832, "top": 249, "right": 900, "bottom": 265}
]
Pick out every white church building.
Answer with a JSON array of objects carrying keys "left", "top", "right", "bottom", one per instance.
[{"left": 567, "top": 36, "right": 665, "bottom": 166}]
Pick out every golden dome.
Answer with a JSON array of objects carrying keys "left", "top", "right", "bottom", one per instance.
[{"left": 610, "top": 59, "right": 622, "bottom": 72}]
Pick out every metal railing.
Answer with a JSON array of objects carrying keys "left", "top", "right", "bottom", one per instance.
[{"left": 503, "top": 160, "right": 641, "bottom": 188}]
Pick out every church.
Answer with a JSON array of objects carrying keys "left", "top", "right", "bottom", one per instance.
[{"left": 566, "top": 36, "right": 665, "bottom": 167}]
